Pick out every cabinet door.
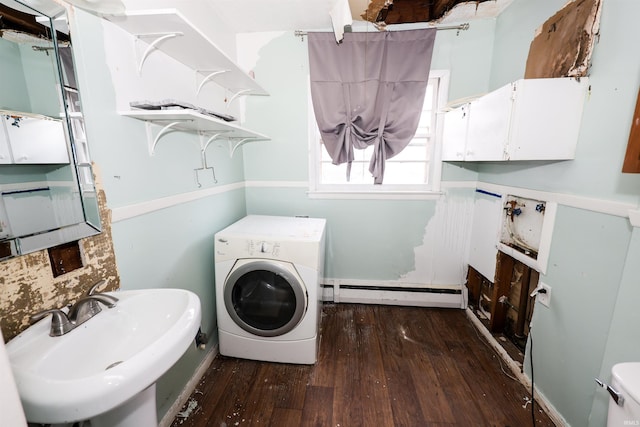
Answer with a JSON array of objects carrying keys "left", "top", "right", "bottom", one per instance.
[
  {"left": 442, "top": 104, "right": 469, "bottom": 161},
  {"left": 0, "top": 121, "right": 12, "bottom": 164},
  {"left": 507, "top": 78, "right": 587, "bottom": 160},
  {"left": 468, "top": 191, "right": 502, "bottom": 282},
  {"left": 466, "top": 83, "right": 514, "bottom": 161},
  {"left": 5, "top": 117, "right": 69, "bottom": 164}
]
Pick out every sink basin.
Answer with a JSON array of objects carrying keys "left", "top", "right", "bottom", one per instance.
[{"left": 6, "top": 288, "right": 201, "bottom": 425}]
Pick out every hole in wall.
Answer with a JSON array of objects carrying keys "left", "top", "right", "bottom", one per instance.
[
  {"left": 48, "top": 240, "right": 84, "bottom": 277},
  {"left": 467, "top": 251, "right": 540, "bottom": 363}
]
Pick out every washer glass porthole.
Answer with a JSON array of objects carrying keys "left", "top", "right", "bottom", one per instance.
[{"left": 224, "top": 260, "right": 306, "bottom": 337}]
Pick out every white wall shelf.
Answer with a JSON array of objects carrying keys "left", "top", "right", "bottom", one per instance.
[
  {"left": 119, "top": 109, "right": 270, "bottom": 157},
  {"left": 105, "top": 9, "right": 269, "bottom": 96}
]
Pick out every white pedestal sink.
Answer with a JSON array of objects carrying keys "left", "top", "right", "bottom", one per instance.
[{"left": 6, "top": 288, "right": 202, "bottom": 426}]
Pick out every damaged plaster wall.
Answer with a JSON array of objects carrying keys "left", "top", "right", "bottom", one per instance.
[
  {"left": 400, "top": 188, "right": 475, "bottom": 285},
  {"left": 0, "top": 168, "right": 120, "bottom": 342},
  {"left": 524, "top": 0, "right": 602, "bottom": 78}
]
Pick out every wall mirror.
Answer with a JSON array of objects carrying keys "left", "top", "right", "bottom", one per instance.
[{"left": 0, "top": 0, "right": 100, "bottom": 260}]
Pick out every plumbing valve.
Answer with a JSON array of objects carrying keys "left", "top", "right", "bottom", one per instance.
[
  {"left": 504, "top": 200, "right": 522, "bottom": 221},
  {"left": 195, "top": 327, "right": 208, "bottom": 350}
]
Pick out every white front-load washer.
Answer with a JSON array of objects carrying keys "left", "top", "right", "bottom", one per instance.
[{"left": 214, "top": 215, "right": 326, "bottom": 364}]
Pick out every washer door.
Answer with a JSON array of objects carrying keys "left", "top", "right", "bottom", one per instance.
[{"left": 224, "top": 259, "right": 307, "bottom": 337}]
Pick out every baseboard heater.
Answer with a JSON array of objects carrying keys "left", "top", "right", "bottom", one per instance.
[{"left": 321, "top": 281, "right": 467, "bottom": 309}]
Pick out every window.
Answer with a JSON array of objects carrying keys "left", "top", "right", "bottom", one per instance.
[{"left": 309, "top": 70, "right": 449, "bottom": 199}]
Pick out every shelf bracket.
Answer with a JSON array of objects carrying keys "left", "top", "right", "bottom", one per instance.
[
  {"left": 148, "top": 121, "right": 181, "bottom": 155},
  {"left": 226, "top": 89, "right": 252, "bottom": 109},
  {"left": 228, "top": 138, "right": 255, "bottom": 158},
  {"left": 196, "top": 70, "right": 231, "bottom": 95},
  {"left": 134, "top": 32, "right": 184, "bottom": 75},
  {"left": 200, "top": 131, "right": 230, "bottom": 152}
]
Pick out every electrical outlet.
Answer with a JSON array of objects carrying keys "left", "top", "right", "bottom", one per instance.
[{"left": 537, "top": 283, "right": 551, "bottom": 307}]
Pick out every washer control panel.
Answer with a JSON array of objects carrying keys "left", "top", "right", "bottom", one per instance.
[{"left": 249, "top": 240, "right": 280, "bottom": 257}]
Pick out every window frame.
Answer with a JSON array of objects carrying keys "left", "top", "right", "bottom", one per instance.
[{"left": 308, "top": 69, "right": 450, "bottom": 200}]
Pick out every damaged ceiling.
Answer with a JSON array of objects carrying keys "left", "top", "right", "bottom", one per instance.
[
  {"left": 0, "top": 0, "right": 507, "bottom": 42},
  {"left": 206, "top": 0, "right": 514, "bottom": 33},
  {"left": 352, "top": 0, "right": 495, "bottom": 27},
  {"left": 1, "top": 0, "right": 600, "bottom": 80},
  {"left": 0, "top": 3, "right": 69, "bottom": 42}
]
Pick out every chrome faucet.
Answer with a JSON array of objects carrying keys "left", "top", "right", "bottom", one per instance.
[
  {"left": 29, "top": 280, "right": 118, "bottom": 337},
  {"left": 68, "top": 294, "right": 118, "bottom": 324},
  {"left": 30, "top": 309, "right": 74, "bottom": 336}
]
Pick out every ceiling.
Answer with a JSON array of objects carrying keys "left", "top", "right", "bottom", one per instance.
[
  {"left": 0, "top": 0, "right": 514, "bottom": 39},
  {"left": 206, "top": 0, "right": 515, "bottom": 33}
]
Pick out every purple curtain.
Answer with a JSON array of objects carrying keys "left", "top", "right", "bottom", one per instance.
[{"left": 308, "top": 29, "right": 436, "bottom": 184}]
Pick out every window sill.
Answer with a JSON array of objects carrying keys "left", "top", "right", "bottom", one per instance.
[{"left": 307, "top": 189, "right": 443, "bottom": 200}]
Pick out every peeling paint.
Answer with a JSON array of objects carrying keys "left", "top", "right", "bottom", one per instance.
[
  {"left": 401, "top": 190, "right": 475, "bottom": 285},
  {"left": 0, "top": 166, "right": 120, "bottom": 342}
]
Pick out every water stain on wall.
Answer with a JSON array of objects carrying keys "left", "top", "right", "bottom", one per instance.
[{"left": 0, "top": 166, "right": 120, "bottom": 342}]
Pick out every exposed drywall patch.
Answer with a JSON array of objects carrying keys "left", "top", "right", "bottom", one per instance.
[
  {"left": 524, "top": 0, "right": 602, "bottom": 78},
  {"left": 0, "top": 166, "right": 120, "bottom": 342},
  {"left": 401, "top": 190, "right": 474, "bottom": 285}
]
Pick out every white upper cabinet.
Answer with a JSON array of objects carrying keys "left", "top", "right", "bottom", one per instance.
[
  {"left": 466, "top": 83, "right": 514, "bottom": 161},
  {"left": 442, "top": 77, "right": 588, "bottom": 162},
  {"left": 441, "top": 103, "right": 468, "bottom": 161}
]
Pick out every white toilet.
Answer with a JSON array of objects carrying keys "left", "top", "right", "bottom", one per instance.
[{"left": 607, "top": 362, "right": 640, "bottom": 426}]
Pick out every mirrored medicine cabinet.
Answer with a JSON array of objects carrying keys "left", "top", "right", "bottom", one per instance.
[{"left": 0, "top": 0, "right": 101, "bottom": 260}]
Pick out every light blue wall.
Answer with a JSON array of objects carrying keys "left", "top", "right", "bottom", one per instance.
[
  {"left": 70, "top": 9, "right": 248, "bottom": 421},
  {"left": 432, "top": 18, "right": 496, "bottom": 102},
  {"left": 241, "top": 22, "right": 493, "bottom": 282},
  {"left": 0, "top": 38, "right": 30, "bottom": 112},
  {"left": 238, "top": 3, "right": 640, "bottom": 424},
  {"left": 245, "top": 187, "right": 436, "bottom": 279},
  {"left": 19, "top": 44, "right": 61, "bottom": 118},
  {"left": 592, "top": 229, "right": 640, "bottom": 424},
  {"left": 65, "top": 1, "right": 640, "bottom": 425},
  {"left": 532, "top": 207, "right": 631, "bottom": 426},
  {"left": 471, "top": 0, "right": 640, "bottom": 425},
  {"left": 0, "top": 38, "right": 61, "bottom": 117},
  {"left": 485, "top": 0, "right": 640, "bottom": 203}
]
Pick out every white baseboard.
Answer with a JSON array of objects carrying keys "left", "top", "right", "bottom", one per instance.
[
  {"left": 159, "top": 344, "right": 218, "bottom": 427},
  {"left": 322, "top": 279, "right": 467, "bottom": 309},
  {"left": 465, "top": 309, "right": 566, "bottom": 426}
]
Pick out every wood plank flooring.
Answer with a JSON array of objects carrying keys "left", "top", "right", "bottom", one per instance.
[{"left": 171, "top": 304, "right": 555, "bottom": 427}]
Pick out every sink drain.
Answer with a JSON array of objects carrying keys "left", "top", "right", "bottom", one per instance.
[{"left": 105, "top": 361, "right": 123, "bottom": 370}]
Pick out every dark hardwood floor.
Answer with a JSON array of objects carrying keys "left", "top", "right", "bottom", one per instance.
[{"left": 171, "top": 304, "right": 555, "bottom": 427}]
